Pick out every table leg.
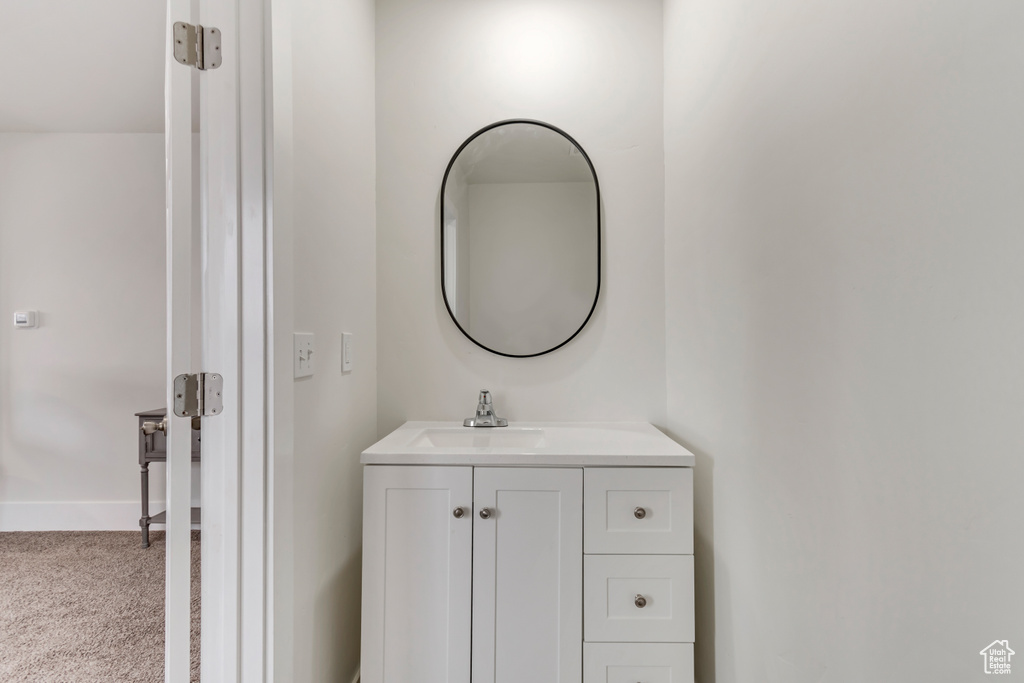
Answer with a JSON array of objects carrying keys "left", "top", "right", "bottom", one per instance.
[{"left": 140, "top": 462, "right": 151, "bottom": 548}]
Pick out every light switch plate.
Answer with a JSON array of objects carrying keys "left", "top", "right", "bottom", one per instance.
[
  {"left": 294, "top": 332, "right": 314, "bottom": 378},
  {"left": 342, "top": 332, "right": 353, "bottom": 372},
  {"left": 13, "top": 311, "right": 38, "bottom": 328}
]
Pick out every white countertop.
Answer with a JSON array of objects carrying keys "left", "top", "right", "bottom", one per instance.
[{"left": 361, "top": 421, "right": 695, "bottom": 467}]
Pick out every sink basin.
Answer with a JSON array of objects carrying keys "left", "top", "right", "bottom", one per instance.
[{"left": 408, "top": 427, "right": 545, "bottom": 449}]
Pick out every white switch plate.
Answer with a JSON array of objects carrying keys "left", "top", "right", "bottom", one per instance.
[
  {"left": 294, "top": 332, "right": 314, "bottom": 378},
  {"left": 13, "top": 311, "right": 38, "bottom": 328},
  {"left": 342, "top": 332, "right": 353, "bottom": 372}
]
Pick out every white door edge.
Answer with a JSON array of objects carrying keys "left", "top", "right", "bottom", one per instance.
[
  {"left": 163, "top": 0, "right": 272, "bottom": 679},
  {"left": 164, "top": 0, "right": 196, "bottom": 680},
  {"left": 237, "top": 0, "right": 271, "bottom": 678}
]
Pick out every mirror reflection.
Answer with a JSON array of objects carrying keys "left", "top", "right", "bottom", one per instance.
[{"left": 441, "top": 120, "right": 600, "bottom": 357}]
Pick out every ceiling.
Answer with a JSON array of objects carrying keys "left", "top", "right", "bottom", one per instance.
[{"left": 0, "top": 0, "right": 165, "bottom": 133}]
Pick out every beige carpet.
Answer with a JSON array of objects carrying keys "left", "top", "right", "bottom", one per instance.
[{"left": 0, "top": 530, "right": 200, "bottom": 683}]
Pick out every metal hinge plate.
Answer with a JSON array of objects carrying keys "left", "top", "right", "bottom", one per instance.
[
  {"left": 173, "top": 22, "right": 222, "bottom": 71},
  {"left": 173, "top": 373, "right": 224, "bottom": 418}
]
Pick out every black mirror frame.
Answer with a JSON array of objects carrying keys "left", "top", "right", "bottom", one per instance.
[{"left": 439, "top": 119, "right": 602, "bottom": 358}]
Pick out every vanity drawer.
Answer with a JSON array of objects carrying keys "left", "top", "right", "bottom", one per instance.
[
  {"left": 584, "top": 642, "right": 694, "bottom": 683},
  {"left": 584, "top": 555, "right": 694, "bottom": 643},
  {"left": 584, "top": 467, "right": 693, "bottom": 554}
]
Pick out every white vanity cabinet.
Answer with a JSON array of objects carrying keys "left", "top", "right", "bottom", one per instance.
[
  {"left": 360, "top": 422, "right": 695, "bottom": 683},
  {"left": 361, "top": 466, "right": 473, "bottom": 683},
  {"left": 361, "top": 465, "right": 582, "bottom": 683},
  {"left": 582, "top": 467, "right": 695, "bottom": 682},
  {"left": 472, "top": 467, "right": 583, "bottom": 683}
]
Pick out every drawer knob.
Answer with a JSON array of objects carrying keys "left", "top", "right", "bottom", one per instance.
[
  {"left": 141, "top": 418, "right": 167, "bottom": 436},
  {"left": 634, "top": 507, "right": 647, "bottom": 519},
  {"left": 635, "top": 594, "right": 647, "bottom": 608},
  {"left": 479, "top": 507, "right": 493, "bottom": 519},
  {"left": 453, "top": 507, "right": 465, "bottom": 519}
]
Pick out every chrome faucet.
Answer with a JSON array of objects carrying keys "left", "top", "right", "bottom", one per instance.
[{"left": 464, "top": 390, "right": 508, "bottom": 427}]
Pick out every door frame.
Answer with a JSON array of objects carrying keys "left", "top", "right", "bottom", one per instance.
[{"left": 166, "top": 0, "right": 273, "bottom": 679}]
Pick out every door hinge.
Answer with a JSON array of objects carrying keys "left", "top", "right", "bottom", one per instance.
[
  {"left": 173, "top": 373, "right": 224, "bottom": 418},
  {"left": 172, "top": 22, "right": 222, "bottom": 71}
]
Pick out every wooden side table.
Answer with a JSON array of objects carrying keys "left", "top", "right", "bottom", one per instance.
[{"left": 136, "top": 408, "right": 202, "bottom": 548}]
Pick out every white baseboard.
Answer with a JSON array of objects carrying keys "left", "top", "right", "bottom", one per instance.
[{"left": 0, "top": 501, "right": 200, "bottom": 532}]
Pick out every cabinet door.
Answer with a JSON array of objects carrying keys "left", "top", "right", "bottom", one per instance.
[
  {"left": 361, "top": 466, "right": 473, "bottom": 683},
  {"left": 472, "top": 468, "right": 583, "bottom": 683}
]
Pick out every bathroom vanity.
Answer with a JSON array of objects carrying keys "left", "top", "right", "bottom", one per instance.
[{"left": 360, "top": 422, "right": 695, "bottom": 683}]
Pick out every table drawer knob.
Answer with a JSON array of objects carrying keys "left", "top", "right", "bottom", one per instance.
[
  {"left": 633, "top": 506, "right": 647, "bottom": 519},
  {"left": 141, "top": 419, "right": 167, "bottom": 436},
  {"left": 635, "top": 594, "right": 647, "bottom": 608}
]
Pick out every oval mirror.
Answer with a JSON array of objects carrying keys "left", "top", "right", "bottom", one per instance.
[{"left": 440, "top": 120, "right": 601, "bottom": 357}]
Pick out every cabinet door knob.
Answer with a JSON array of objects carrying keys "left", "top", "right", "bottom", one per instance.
[
  {"left": 479, "top": 507, "right": 492, "bottom": 519},
  {"left": 452, "top": 507, "right": 465, "bottom": 519},
  {"left": 634, "top": 594, "right": 647, "bottom": 608},
  {"left": 634, "top": 507, "right": 646, "bottom": 519}
]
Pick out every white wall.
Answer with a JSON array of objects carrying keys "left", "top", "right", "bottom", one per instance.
[
  {"left": 0, "top": 134, "right": 168, "bottom": 530},
  {"left": 0, "top": 0, "right": 163, "bottom": 133},
  {"left": 376, "top": 0, "right": 666, "bottom": 432},
  {"left": 271, "top": 0, "right": 377, "bottom": 680},
  {"left": 664, "top": 1, "right": 1024, "bottom": 680}
]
